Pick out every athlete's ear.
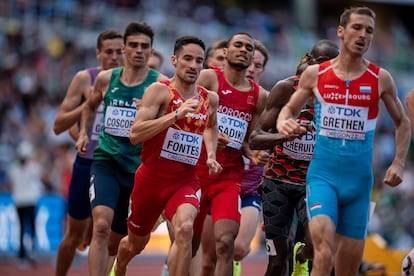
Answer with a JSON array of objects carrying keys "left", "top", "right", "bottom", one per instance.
[
  {"left": 223, "top": 47, "right": 228, "bottom": 57},
  {"left": 171, "top": 54, "right": 177, "bottom": 67},
  {"left": 337, "top": 25, "right": 344, "bottom": 39}
]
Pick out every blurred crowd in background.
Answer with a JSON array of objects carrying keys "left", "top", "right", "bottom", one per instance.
[{"left": 1, "top": 0, "right": 414, "bottom": 252}]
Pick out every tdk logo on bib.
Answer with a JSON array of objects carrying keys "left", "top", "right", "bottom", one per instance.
[
  {"left": 219, "top": 116, "right": 246, "bottom": 129},
  {"left": 328, "top": 106, "right": 362, "bottom": 117},
  {"left": 173, "top": 132, "right": 200, "bottom": 144},
  {"left": 112, "top": 108, "right": 136, "bottom": 118}
]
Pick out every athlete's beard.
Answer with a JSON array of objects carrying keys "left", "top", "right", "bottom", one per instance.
[{"left": 227, "top": 60, "right": 249, "bottom": 71}]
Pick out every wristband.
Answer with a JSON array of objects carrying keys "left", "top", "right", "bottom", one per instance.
[{"left": 175, "top": 109, "right": 179, "bottom": 121}]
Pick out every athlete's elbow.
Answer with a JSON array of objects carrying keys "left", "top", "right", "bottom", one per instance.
[
  {"left": 248, "top": 134, "right": 258, "bottom": 150},
  {"left": 129, "top": 133, "right": 140, "bottom": 145},
  {"left": 53, "top": 123, "right": 63, "bottom": 135}
]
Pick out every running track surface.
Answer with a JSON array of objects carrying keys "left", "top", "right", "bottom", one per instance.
[{"left": 0, "top": 252, "right": 268, "bottom": 276}]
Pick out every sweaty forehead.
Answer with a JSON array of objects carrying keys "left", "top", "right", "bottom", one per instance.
[
  {"left": 349, "top": 13, "right": 375, "bottom": 28},
  {"left": 126, "top": 34, "right": 151, "bottom": 44},
  {"left": 230, "top": 34, "right": 253, "bottom": 45}
]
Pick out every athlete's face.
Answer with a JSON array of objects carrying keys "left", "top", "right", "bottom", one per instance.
[
  {"left": 246, "top": 50, "right": 265, "bottom": 82},
  {"left": 97, "top": 38, "right": 124, "bottom": 70},
  {"left": 122, "top": 34, "right": 153, "bottom": 68},
  {"left": 225, "top": 34, "right": 254, "bottom": 70},
  {"left": 338, "top": 13, "right": 374, "bottom": 57},
  {"left": 207, "top": 48, "right": 225, "bottom": 70},
  {"left": 148, "top": 55, "right": 162, "bottom": 71},
  {"left": 172, "top": 43, "right": 204, "bottom": 84}
]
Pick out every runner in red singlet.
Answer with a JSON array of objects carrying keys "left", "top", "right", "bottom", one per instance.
[
  {"left": 113, "top": 36, "right": 222, "bottom": 276},
  {"left": 193, "top": 32, "right": 268, "bottom": 276}
]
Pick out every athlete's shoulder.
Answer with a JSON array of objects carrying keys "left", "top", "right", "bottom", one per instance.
[
  {"left": 206, "top": 89, "right": 219, "bottom": 103},
  {"left": 72, "top": 68, "right": 93, "bottom": 84},
  {"left": 273, "top": 76, "right": 297, "bottom": 91},
  {"left": 157, "top": 72, "right": 169, "bottom": 81}
]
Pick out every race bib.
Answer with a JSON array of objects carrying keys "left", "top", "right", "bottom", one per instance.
[
  {"left": 91, "top": 103, "right": 104, "bottom": 141},
  {"left": 282, "top": 131, "right": 315, "bottom": 161},
  {"left": 319, "top": 103, "right": 368, "bottom": 140},
  {"left": 160, "top": 128, "right": 203, "bottom": 166},
  {"left": 104, "top": 105, "right": 136, "bottom": 137},
  {"left": 217, "top": 113, "right": 248, "bottom": 150}
]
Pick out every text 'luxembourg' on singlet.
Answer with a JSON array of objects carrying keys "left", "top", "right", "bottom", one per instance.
[
  {"left": 140, "top": 79, "right": 210, "bottom": 179},
  {"left": 94, "top": 67, "right": 159, "bottom": 173},
  {"left": 314, "top": 61, "right": 380, "bottom": 155},
  {"left": 198, "top": 68, "right": 259, "bottom": 180},
  {"left": 264, "top": 75, "right": 316, "bottom": 185}
]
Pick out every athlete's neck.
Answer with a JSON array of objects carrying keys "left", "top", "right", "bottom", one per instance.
[
  {"left": 120, "top": 65, "right": 149, "bottom": 86},
  {"left": 223, "top": 66, "right": 251, "bottom": 91},
  {"left": 170, "top": 78, "right": 198, "bottom": 100}
]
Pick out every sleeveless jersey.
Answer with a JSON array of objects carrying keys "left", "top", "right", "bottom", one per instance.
[
  {"left": 140, "top": 80, "right": 210, "bottom": 180},
  {"left": 82, "top": 67, "right": 101, "bottom": 159},
  {"left": 94, "top": 67, "right": 160, "bottom": 173},
  {"left": 264, "top": 75, "right": 316, "bottom": 185},
  {"left": 198, "top": 68, "right": 259, "bottom": 180},
  {"left": 314, "top": 61, "right": 380, "bottom": 157}
]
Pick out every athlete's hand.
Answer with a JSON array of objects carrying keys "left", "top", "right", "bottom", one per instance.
[
  {"left": 206, "top": 158, "right": 222, "bottom": 176},
  {"left": 277, "top": 118, "right": 307, "bottom": 137},
  {"left": 133, "top": 97, "right": 142, "bottom": 110},
  {"left": 176, "top": 96, "right": 199, "bottom": 120},
  {"left": 383, "top": 163, "right": 404, "bottom": 187},
  {"left": 75, "top": 133, "right": 89, "bottom": 155},
  {"left": 252, "top": 150, "right": 270, "bottom": 166},
  {"left": 217, "top": 133, "right": 230, "bottom": 150}
]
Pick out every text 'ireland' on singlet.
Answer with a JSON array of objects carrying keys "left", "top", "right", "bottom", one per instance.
[{"left": 94, "top": 67, "right": 160, "bottom": 173}]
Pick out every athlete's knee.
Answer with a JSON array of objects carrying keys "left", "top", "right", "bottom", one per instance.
[
  {"left": 266, "top": 253, "right": 291, "bottom": 275},
  {"left": 215, "top": 233, "right": 236, "bottom": 257},
  {"left": 174, "top": 220, "right": 194, "bottom": 242},
  {"left": 119, "top": 235, "right": 145, "bottom": 256},
  {"left": 65, "top": 233, "right": 85, "bottom": 249},
  {"left": 233, "top": 241, "right": 250, "bottom": 261},
  {"left": 92, "top": 219, "right": 111, "bottom": 239}
]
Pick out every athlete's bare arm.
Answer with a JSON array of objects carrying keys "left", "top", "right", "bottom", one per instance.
[
  {"left": 380, "top": 68, "right": 411, "bottom": 187},
  {"left": 405, "top": 89, "right": 414, "bottom": 129},
  {"left": 197, "top": 69, "right": 219, "bottom": 92},
  {"left": 202, "top": 91, "right": 222, "bottom": 175},
  {"left": 129, "top": 82, "right": 171, "bottom": 145},
  {"left": 242, "top": 86, "right": 268, "bottom": 159},
  {"left": 277, "top": 65, "right": 318, "bottom": 136},
  {"left": 249, "top": 77, "right": 296, "bottom": 150},
  {"left": 53, "top": 70, "right": 91, "bottom": 135},
  {"left": 75, "top": 69, "right": 111, "bottom": 154},
  {"left": 129, "top": 82, "right": 200, "bottom": 145}
]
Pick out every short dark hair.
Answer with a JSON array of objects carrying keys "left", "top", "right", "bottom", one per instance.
[
  {"left": 296, "top": 39, "right": 339, "bottom": 75},
  {"left": 174, "top": 36, "right": 205, "bottom": 55},
  {"left": 227, "top": 32, "right": 254, "bottom": 49},
  {"left": 152, "top": 50, "right": 164, "bottom": 65},
  {"left": 123, "top": 21, "right": 154, "bottom": 45},
  {"left": 310, "top": 39, "right": 339, "bottom": 63},
  {"left": 339, "top": 6, "right": 376, "bottom": 28},
  {"left": 254, "top": 40, "right": 269, "bottom": 68},
  {"left": 97, "top": 29, "right": 123, "bottom": 50},
  {"left": 206, "top": 39, "right": 227, "bottom": 58}
]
